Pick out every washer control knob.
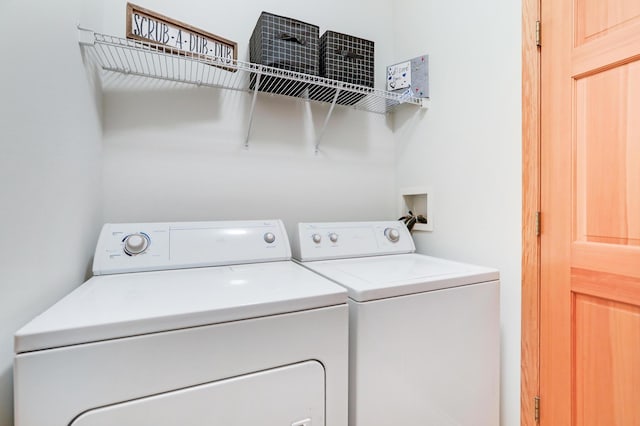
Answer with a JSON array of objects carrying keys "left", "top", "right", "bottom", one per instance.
[
  {"left": 124, "top": 233, "right": 149, "bottom": 255},
  {"left": 264, "top": 232, "right": 276, "bottom": 244},
  {"left": 329, "top": 233, "right": 339, "bottom": 243},
  {"left": 384, "top": 227, "right": 401, "bottom": 243},
  {"left": 312, "top": 233, "right": 322, "bottom": 244}
]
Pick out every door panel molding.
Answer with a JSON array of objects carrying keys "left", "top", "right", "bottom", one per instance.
[
  {"left": 572, "top": 243, "right": 640, "bottom": 279},
  {"left": 572, "top": 268, "right": 640, "bottom": 306}
]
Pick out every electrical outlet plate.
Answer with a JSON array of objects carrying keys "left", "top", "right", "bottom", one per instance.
[{"left": 399, "top": 186, "right": 433, "bottom": 232}]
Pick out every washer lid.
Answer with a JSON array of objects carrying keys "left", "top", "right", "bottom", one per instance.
[
  {"left": 300, "top": 253, "right": 499, "bottom": 302},
  {"left": 15, "top": 261, "right": 347, "bottom": 353}
]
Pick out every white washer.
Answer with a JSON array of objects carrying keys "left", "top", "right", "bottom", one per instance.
[
  {"left": 14, "top": 220, "right": 349, "bottom": 426},
  {"left": 292, "top": 221, "right": 500, "bottom": 426}
]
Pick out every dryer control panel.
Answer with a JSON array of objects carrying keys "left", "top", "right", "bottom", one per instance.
[
  {"left": 93, "top": 220, "right": 291, "bottom": 275},
  {"left": 293, "top": 221, "right": 415, "bottom": 262}
]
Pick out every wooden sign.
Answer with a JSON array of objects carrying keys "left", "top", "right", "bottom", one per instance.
[{"left": 126, "top": 3, "right": 237, "bottom": 70}]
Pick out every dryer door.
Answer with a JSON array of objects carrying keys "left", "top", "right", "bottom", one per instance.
[{"left": 71, "top": 361, "right": 324, "bottom": 426}]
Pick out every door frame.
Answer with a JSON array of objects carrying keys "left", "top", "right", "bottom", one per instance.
[{"left": 521, "top": 0, "right": 541, "bottom": 424}]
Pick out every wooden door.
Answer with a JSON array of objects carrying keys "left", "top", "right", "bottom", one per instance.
[{"left": 540, "top": 0, "right": 640, "bottom": 424}]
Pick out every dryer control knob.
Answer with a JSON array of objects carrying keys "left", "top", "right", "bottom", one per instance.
[
  {"left": 123, "top": 233, "right": 149, "bottom": 255},
  {"left": 264, "top": 232, "right": 276, "bottom": 244},
  {"left": 384, "top": 227, "right": 401, "bottom": 243},
  {"left": 329, "top": 233, "right": 339, "bottom": 243},
  {"left": 312, "top": 233, "right": 322, "bottom": 244}
]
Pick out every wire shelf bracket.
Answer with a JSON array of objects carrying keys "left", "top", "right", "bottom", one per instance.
[
  {"left": 314, "top": 86, "right": 342, "bottom": 154},
  {"left": 78, "top": 27, "right": 428, "bottom": 150},
  {"left": 245, "top": 71, "right": 261, "bottom": 149}
]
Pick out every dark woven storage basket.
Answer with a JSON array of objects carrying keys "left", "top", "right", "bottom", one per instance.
[
  {"left": 249, "top": 12, "right": 319, "bottom": 96},
  {"left": 311, "top": 30, "right": 375, "bottom": 105}
]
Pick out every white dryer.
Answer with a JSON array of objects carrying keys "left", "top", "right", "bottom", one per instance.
[
  {"left": 292, "top": 221, "right": 500, "bottom": 426},
  {"left": 14, "top": 220, "right": 348, "bottom": 426}
]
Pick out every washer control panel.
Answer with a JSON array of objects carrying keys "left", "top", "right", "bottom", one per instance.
[
  {"left": 92, "top": 220, "right": 291, "bottom": 275},
  {"left": 293, "top": 221, "right": 415, "bottom": 262}
]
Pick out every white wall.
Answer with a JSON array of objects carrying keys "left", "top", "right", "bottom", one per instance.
[
  {"left": 0, "top": 1, "right": 522, "bottom": 425},
  {"left": 392, "top": 1, "right": 522, "bottom": 425},
  {"left": 0, "top": 2, "right": 103, "bottom": 426},
  {"left": 92, "top": 0, "right": 399, "bottom": 233}
]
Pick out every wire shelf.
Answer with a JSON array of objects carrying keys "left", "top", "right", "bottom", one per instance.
[{"left": 79, "top": 28, "right": 425, "bottom": 114}]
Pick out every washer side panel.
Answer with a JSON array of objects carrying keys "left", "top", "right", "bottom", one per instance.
[{"left": 349, "top": 281, "right": 500, "bottom": 426}]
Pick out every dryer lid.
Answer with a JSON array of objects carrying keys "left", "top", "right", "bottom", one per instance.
[
  {"left": 15, "top": 261, "right": 347, "bottom": 353},
  {"left": 300, "top": 253, "right": 499, "bottom": 302}
]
